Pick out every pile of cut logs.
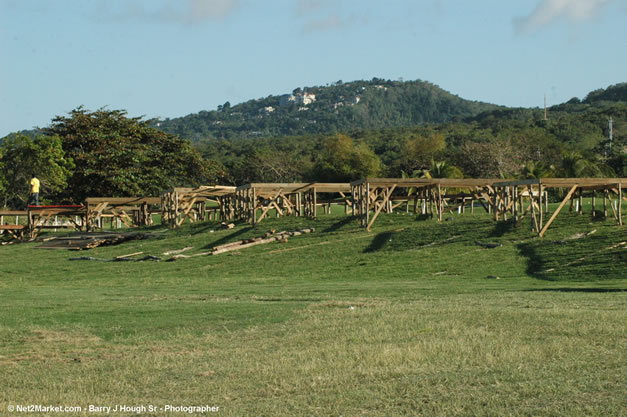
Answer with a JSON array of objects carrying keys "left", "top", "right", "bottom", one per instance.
[
  {"left": 36, "top": 232, "right": 156, "bottom": 250},
  {"left": 165, "top": 228, "right": 315, "bottom": 261},
  {"left": 211, "top": 228, "right": 315, "bottom": 255}
]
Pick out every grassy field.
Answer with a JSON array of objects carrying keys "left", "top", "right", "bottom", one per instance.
[{"left": 0, "top": 207, "right": 625, "bottom": 416}]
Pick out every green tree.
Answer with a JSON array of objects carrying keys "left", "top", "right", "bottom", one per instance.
[
  {"left": 518, "top": 161, "right": 554, "bottom": 179},
  {"left": 456, "top": 138, "right": 522, "bottom": 178},
  {"left": 44, "top": 107, "right": 226, "bottom": 202},
  {"left": 0, "top": 147, "right": 6, "bottom": 204},
  {"left": 417, "top": 159, "right": 463, "bottom": 179},
  {"left": 558, "top": 151, "right": 615, "bottom": 178},
  {"left": 401, "top": 131, "right": 446, "bottom": 172},
  {"left": 312, "top": 134, "right": 381, "bottom": 181},
  {"left": 0, "top": 133, "right": 73, "bottom": 207}
]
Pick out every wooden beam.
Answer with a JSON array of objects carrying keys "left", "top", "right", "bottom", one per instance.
[
  {"left": 619, "top": 183, "right": 623, "bottom": 226},
  {"left": 539, "top": 185, "right": 578, "bottom": 238},
  {"left": 367, "top": 185, "right": 397, "bottom": 231}
]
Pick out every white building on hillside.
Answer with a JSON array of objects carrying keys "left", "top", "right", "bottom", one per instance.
[{"left": 296, "top": 92, "right": 316, "bottom": 105}]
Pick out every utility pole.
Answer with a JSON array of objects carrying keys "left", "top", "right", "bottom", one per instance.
[{"left": 543, "top": 94, "right": 548, "bottom": 121}]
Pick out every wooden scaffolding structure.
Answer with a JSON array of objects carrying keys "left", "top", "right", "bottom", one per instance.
[
  {"left": 85, "top": 197, "right": 161, "bottom": 230},
  {"left": 233, "top": 183, "right": 351, "bottom": 225},
  {"left": 161, "top": 185, "right": 236, "bottom": 228},
  {"left": 26, "top": 205, "right": 86, "bottom": 239},
  {"left": 350, "top": 178, "right": 505, "bottom": 231},
  {"left": 0, "top": 210, "right": 28, "bottom": 240},
  {"left": 493, "top": 178, "right": 625, "bottom": 237}
]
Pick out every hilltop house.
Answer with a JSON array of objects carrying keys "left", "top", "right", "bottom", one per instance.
[{"left": 280, "top": 92, "right": 316, "bottom": 107}]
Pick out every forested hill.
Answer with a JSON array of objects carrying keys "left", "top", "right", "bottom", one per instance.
[
  {"left": 153, "top": 79, "right": 501, "bottom": 141},
  {"left": 583, "top": 82, "right": 627, "bottom": 104}
]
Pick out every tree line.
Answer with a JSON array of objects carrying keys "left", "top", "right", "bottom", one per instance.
[
  {"left": 1, "top": 92, "right": 625, "bottom": 208},
  {"left": 199, "top": 100, "right": 625, "bottom": 184},
  {"left": 0, "top": 107, "right": 226, "bottom": 208}
]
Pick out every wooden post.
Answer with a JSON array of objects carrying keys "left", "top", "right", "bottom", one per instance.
[
  {"left": 437, "top": 184, "right": 442, "bottom": 222},
  {"left": 252, "top": 188, "right": 257, "bottom": 225},
  {"left": 351, "top": 186, "right": 356, "bottom": 217},
  {"left": 529, "top": 186, "right": 538, "bottom": 232},
  {"left": 513, "top": 186, "right": 518, "bottom": 221},
  {"left": 619, "top": 183, "right": 623, "bottom": 226},
  {"left": 591, "top": 192, "right": 596, "bottom": 217},
  {"left": 578, "top": 189, "right": 583, "bottom": 215},
  {"left": 539, "top": 183, "right": 543, "bottom": 231},
  {"left": 365, "top": 183, "right": 371, "bottom": 227},
  {"left": 604, "top": 187, "right": 607, "bottom": 217}
]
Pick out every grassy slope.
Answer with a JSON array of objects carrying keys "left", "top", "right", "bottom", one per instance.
[{"left": 0, "top": 208, "right": 625, "bottom": 416}]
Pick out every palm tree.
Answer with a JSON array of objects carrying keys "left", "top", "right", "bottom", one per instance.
[
  {"left": 519, "top": 161, "right": 554, "bottom": 179},
  {"left": 558, "top": 152, "right": 615, "bottom": 178},
  {"left": 419, "top": 160, "right": 464, "bottom": 179}
]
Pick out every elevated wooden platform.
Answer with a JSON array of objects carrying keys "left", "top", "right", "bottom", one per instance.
[
  {"left": 351, "top": 178, "right": 502, "bottom": 230},
  {"left": 233, "top": 183, "right": 352, "bottom": 225},
  {"left": 492, "top": 178, "right": 625, "bottom": 236},
  {"left": 161, "top": 185, "right": 237, "bottom": 228},
  {"left": 350, "top": 177, "right": 625, "bottom": 236},
  {"left": 26, "top": 205, "right": 87, "bottom": 238},
  {"left": 85, "top": 197, "right": 161, "bottom": 230}
]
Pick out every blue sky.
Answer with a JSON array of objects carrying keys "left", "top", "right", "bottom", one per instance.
[{"left": 1, "top": 0, "right": 626, "bottom": 137}]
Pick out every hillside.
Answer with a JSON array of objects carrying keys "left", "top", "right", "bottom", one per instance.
[
  {"left": 583, "top": 82, "right": 627, "bottom": 104},
  {"left": 153, "top": 79, "right": 501, "bottom": 141}
]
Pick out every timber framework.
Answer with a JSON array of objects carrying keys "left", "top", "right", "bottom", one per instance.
[
  {"left": 232, "top": 183, "right": 351, "bottom": 225},
  {"left": 492, "top": 178, "right": 624, "bottom": 237},
  {"left": 2, "top": 178, "right": 624, "bottom": 241},
  {"left": 350, "top": 177, "right": 626, "bottom": 236}
]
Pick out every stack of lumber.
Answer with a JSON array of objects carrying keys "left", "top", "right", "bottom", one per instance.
[
  {"left": 36, "top": 232, "right": 156, "bottom": 250},
  {"left": 165, "top": 228, "right": 315, "bottom": 261},
  {"left": 211, "top": 228, "right": 315, "bottom": 255}
]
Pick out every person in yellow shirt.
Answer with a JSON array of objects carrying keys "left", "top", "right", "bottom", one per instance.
[{"left": 28, "top": 174, "right": 40, "bottom": 206}]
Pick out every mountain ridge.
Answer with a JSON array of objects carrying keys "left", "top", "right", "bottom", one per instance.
[{"left": 153, "top": 78, "right": 503, "bottom": 141}]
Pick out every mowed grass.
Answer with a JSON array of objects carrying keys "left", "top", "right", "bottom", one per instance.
[{"left": 0, "top": 207, "right": 625, "bottom": 416}]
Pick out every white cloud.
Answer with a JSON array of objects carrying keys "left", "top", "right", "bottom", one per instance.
[
  {"left": 293, "top": 1, "right": 361, "bottom": 34},
  {"left": 187, "top": 0, "right": 239, "bottom": 22},
  {"left": 302, "top": 14, "right": 355, "bottom": 34},
  {"left": 294, "top": 0, "right": 329, "bottom": 17},
  {"left": 514, "top": 0, "right": 615, "bottom": 33},
  {"left": 99, "top": 0, "right": 240, "bottom": 25}
]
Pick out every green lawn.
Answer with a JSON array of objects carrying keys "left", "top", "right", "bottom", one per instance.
[{"left": 0, "top": 209, "right": 625, "bottom": 416}]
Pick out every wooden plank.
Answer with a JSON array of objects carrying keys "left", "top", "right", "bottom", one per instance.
[
  {"left": 367, "top": 185, "right": 396, "bottom": 231},
  {"left": 539, "top": 185, "right": 578, "bottom": 237},
  {"left": 0, "top": 211, "right": 28, "bottom": 216},
  {"left": 85, "top": 197, "right": 161, "bottom": 205},
  {"left": 176, "top": 196, "right": 199, "bottom": 226},
  {"left": 237, "top": 183, "right": 350, "bottom": 193},
  {"left": 0, "top": 224, "right": 25, "bottom": 230},
  {"left": 619, "top": 183, "right": 623, "bottom": 226}
]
